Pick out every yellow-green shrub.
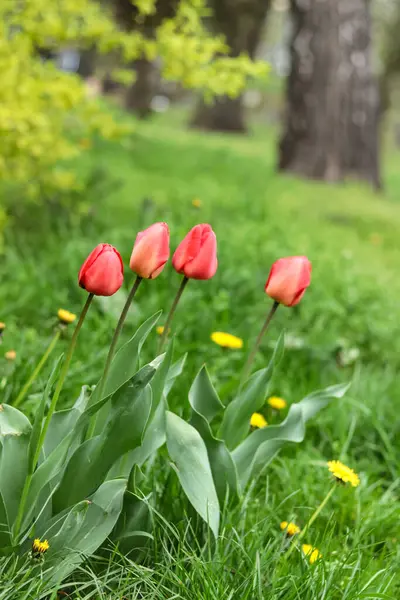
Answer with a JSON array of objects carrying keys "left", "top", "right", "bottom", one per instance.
[{"left": 0, "top": 0, "right": 267, "bottom": 202}]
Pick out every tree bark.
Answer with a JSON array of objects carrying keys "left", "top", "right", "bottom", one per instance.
[
  {"left": 111, "top": 0, "right": 178, "bottom": 117},
  {"left": 125, "top": 58, "right": 158, "bottom": 118},
  {"left": 192, "top": 96, "right": 247, "bottom": 132},
  {"left": 380, "top": 3, "right": 400, "bottom": 114},
  {"left": 279, "top": 0, "right": 381, "bottom": 189},
  {"left": 191, "top": 0, "right": 271, "bottom": 134},
  {"left": 77, "top": 47, "right": 97, "bottom": 79}
]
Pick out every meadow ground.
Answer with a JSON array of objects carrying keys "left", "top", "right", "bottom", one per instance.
[{"left": 1, "top": 109, "right": 400, "bottom": 598}]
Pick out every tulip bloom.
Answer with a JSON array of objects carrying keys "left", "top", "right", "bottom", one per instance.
[
  {"left": 129, "top": 222, "right": 170, "bottom": 279},
  {"left": 265, "top": 256, "right": 311, "bottom": 307},
  {"left": 172, "top": 224, "right": 217, "bottom": 280},
  {"left": 79, "top": 243, "right": 124, "bottom": 296}
]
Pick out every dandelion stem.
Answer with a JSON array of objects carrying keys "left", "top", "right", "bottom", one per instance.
[
  {"left": 284, "top": 485, "right": 336, "bottom": 560},
  {"left": 13, "top": 330, "right": 61, "bottom": 408},
  {"left": 14, "top": 293, "right": 93, "bottom": 540},
  {"left": 86, "top": 276, "right": 142, "bottom": 439},
  {"left": 241, "top": 301, "right": 279, "bottom": 382},
  {"left": 158, "top": 276, "right": 189, "bottom": 353}
]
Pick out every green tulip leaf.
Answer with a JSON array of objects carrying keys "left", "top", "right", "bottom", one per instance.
[
  {"left": 117, "top": 341, "right": 185, "bottom": 474},
  {"left": 189, "top": 366, "right": 239, "bottom": 504},
  {"left": 69, "top": 478, "right": 126, "bottom": 552},
  {"left": 111, "top": 491, "right": 152, "bottom": 556},
  {"left": 23, "top": 386, "right": 102, "bottom": 530},
  {"left": 54, "top": 368, "right": 154, "bottom": 512},
  {"left": 165, "top": 353, "right": 187, "bottom": 396},
  {"left": 0, "top": 405, "right": 31, "bottom": 526},
  {"left": 27, "top": 363, "right": 157, "bottom": 525},
  {"left": 166, "top": 411, "right": 220, "bottom": 537},
  {"left": 115, "top": 342, "right": 185, "bottom": 476},
  {"left": 42, "top": 500, "right": 90, "bottom": 553},
  {"left": 233, "top": 383, "right": 350, "bottom": 488},
  {"left": 128, "top": 464, "right": 145, "bottom": 494},
  {"left": 23, "top": 434, "right": 74, "bottom": 532},
  {"left": 44, "top": 385, "right": 90, "bottom": 458},
  {"left": 149, "top": 340, "right": 174, "bottom": 415},
  {"left": 41, "top": 479, "right": 126, "bottom": 584},
  {"left": 120, "top": 397, "right": 166, "bottom": 475},
  {"left": 219, "top": 334, "right": 284, "bottom": 451},
  {"left": 189, "top": 365, "right": 224, "bottom": 422},
  {"left": 89, "top": 311, "right": 161, "bottom": 408},
  {"left": 0, "top": 491, "right": 11, "bottom": 548},
  {"left": 28, "top": 355, "right": 63, "bottom": 473}
]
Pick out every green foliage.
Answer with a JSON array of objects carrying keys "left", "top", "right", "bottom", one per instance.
[
  {"left": 189, "top": 366, "right": 239, "bottom": 504},
  {"left": 232, "top": 383, "right": 349, "bottom": 488},
  {"left": 220, "top": 334, "right": 284, "bottom": 450},
  {"left": 166, "top": 410, "right": 220, "bottom": 537},
  {"left": 0, "top": 296, "right": 345, "bottom": 587},
  {"left": 0, "top": 0, "right": 266, "bottom": 205},
  {"left": 1, "top": 111, "right": 400, "bottom": 597},
  {"left": 2, "top": 324, "right": 163, "bottom": 582}
]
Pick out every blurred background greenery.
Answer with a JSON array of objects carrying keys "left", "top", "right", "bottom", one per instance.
[{"left": 1, "top": 0, "right": 400, "bottom": 597}]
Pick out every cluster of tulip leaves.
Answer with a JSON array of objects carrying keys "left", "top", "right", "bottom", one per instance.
[{"left": 0, "top": 312, "right": 348, "bottom": 585}]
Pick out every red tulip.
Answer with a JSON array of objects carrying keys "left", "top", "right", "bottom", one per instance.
[
  {"left": 172, "top": 224, "right": 217, "bottom": 280},
  {"left": 79, "top": 243, "right": 124, "bottom": 296},
  {"left": 129, "top": 222, "right": 170, "bottom": 279},
  {"left": 265, "top": 256, "right": 311, "bottom": 307}
]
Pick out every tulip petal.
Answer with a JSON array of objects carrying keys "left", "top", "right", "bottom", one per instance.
[
  {"left": 183, "top": 231, "right": 218, "bottom": 280},
  {"left": 78, "top": 244, "right": 106, "bottom": 287},
  {"left": 265, "top": 256, "right": 311, "bottom": 307},
  {"left": 172, "top": 225, "right": 205, "bottom": 273},
  {"left": 129, "top": 222, "right": 170, "bottom": 279},
  {"left": 172, "top": 224, "right": 217, "bottom": 280},
  {"left": 83, "top": 249, "right": 124, "bottom": 296}
]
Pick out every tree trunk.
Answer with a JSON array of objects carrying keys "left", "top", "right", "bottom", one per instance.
[
  {"left": 192, "top": 96, "right": 247, "bottom": 132},
  {"left": 279, "top": 0, "right": 381, "bottom": 189},
  {"left": 77, "top": 47, "right": 97, "bottom": 79},
  {"left": 125, "top": 58, "right": 158, "bottom": 118},
  {"left": 111, "top": 0, "right": 178, "bottom": 117},
  {"left": 380, "top": 3, "right": 400, "bottom": 114},
  {"left": 191, "top": 0, "right": 271, "bottom": 134}
]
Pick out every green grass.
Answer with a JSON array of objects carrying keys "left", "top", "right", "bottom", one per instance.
[{"left": 1, "top": 108, "right": 400, "bottom": 598}]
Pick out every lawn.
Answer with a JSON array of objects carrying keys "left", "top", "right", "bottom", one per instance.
[{"left": 1, "top": 108, "right": 400, "bottom": 598}]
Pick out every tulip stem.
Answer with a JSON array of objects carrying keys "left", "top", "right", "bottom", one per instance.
[
  {"left": 14, "top": 292, "right": 93, "bottom": 541},
  {"left": 13, "top": 330, "right": 61, "bottom": 408},
  {"left": 86, "top": 276, "right": 142, "bottom": 440},
  {"left": 241, "top": 301, "right": 279, "bottom": 383},
  {"left": 97, "top": 276, "right": 143, "bottom": 402},
  {"left": 159, "top": 276, "right": 189, "bottom": 353}
]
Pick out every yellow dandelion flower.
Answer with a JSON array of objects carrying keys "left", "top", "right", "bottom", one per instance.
[
  {"left": 5, "top": 350, "right": 16, "bottom": 361},
  {"left": 156, "top": 326, "right": 165, "bottom": 335},
  {"left": 211, "top": 332, "right": 243, "bottom": 349},
  {"left": 57, "top": 309, "right": 77, "bottom": 325},
  {"left": 192, "top": 198, "right": 202, "bottom": 208},
  {"left": 250, "top": 412, "right": 268, "bottom": 428},
  {"left": 302, "top": 544, "right": 322, "bottom": 564},
  {"left": 328, "top": 460, "right": 360, "bottom": 487},
  {"left": 32, "top": 538, "right": 49, "bottom": 555},
  {"left": 268, "top": 396, "right": 287, "bottom": 410},
  {"left": 0, "top": 322, "right": 5, "bottom": 332},
  {"left": 280, "top": 521, "right": 300, "bottom": 536}
]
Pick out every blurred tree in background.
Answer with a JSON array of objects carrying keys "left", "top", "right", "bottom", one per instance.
[
  {"left": 379, "top": 0, "right": 400, "bottom": 113},
  {"left": 278, "top": 0, "right": 381, "bottom": 189},
  {"left": 0, "top": 0, "right": 265, "bottom": 205},
  {"left": 190, "top": 0, "right": 272, "bottom": 133},
  {"left": 111, "top": 0, "right": 178, "bottom": 117}
]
